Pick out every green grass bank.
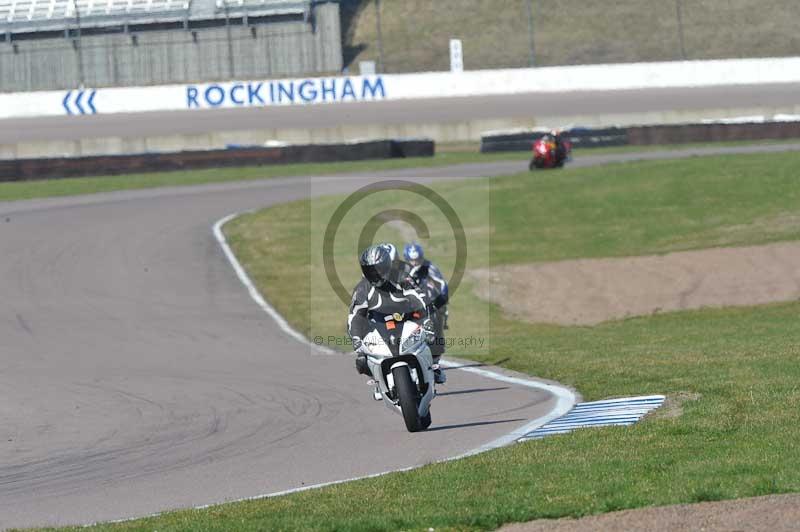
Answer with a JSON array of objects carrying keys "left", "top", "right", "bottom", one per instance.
[
  {"left": 342, "top": 0, "right": 800, "bottom": 72},
  {"left": 1, "top": 141, "right": 794, "bottom": 204},
  {"left": 0, "top": 152, "right": 526, "bottom": 203}
]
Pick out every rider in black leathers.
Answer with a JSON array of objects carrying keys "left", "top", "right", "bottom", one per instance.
[
  {"left": 348, "top": 243, "right": 444, "bottom": 383},
  {"left": 550, "top": 129, "right": 568, "bottom": 165}
]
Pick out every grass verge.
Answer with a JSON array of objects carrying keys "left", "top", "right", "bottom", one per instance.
[
  {"left": 2, "top": 140, "right": 796, "bottom": 204},
  {"left": 33, "top": 151, "right": 800, "bottom": 532},
  {"left": 0, "top": 151, "right": 526, "bottom": 203}
]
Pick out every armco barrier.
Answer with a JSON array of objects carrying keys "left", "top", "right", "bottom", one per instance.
[
  {"left": 481, "top": 121, "right": 800, "bottom": 152},
  {"left": 0, "top": 139, "right": 434, "bottom": 181}
]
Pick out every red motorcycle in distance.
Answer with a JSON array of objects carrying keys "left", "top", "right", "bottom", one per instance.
[{"left": 529, "top": 135, "right": 572, "bottom": 170}]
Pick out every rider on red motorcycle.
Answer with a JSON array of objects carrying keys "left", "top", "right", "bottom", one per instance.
[
  {"left": 531, "top": 129, "right": 570, "bottom": 170},
  {"left": 550, "top": 129, "right": 568, "bottom": 163}
]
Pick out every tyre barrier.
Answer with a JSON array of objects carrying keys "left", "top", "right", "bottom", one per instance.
[
  {"left": 626, "top": 121, "right": 800, "bottom": 145},
  {"left": 0, "top": 139, "right": 435, "bottom": 181},
  {"left": 480, "top": 127, "right": 628, "bottom": 153},
  {"left": 480, "top": 121, "right": 800, "bottom": 153}
]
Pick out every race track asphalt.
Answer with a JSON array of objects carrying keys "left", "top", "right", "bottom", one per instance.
[
  {"left": 4, "top": 83, "right": 800, "bottom": 144},
  {"left": 1, "top": 143, "right": 798, "bottom": 529},
  {"left": 0, "top": 164, "right": 561, "bottom": 529}
]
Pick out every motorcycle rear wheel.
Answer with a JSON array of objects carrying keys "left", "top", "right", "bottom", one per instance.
[{"left": 393, "top": 365, "right": 425, "bottom": 432}]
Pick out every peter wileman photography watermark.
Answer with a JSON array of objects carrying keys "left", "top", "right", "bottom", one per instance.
[
  {"left": 322, "top": 179, "right": 468, "bottom": 306},
  {"left": 313, "top": 335, "right": 487, "bottom": 350}
]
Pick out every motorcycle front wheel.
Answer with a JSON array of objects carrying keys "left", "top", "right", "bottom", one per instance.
[{"left": 393, "top": 365, "right": 425, "bottom": 432}]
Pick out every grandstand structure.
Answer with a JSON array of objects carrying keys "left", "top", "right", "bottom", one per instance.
[
  {"left": 0, "top": 0, "right": 312, "bottom": 32},
  {"left": 0, "top": 0, "right": 341, "bottom": 92},
  {"left": 1, "top": 0, "right": 189, "bottom": 32}
]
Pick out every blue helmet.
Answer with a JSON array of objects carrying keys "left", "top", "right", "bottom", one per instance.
[{"left": 403, "top": 243, "right": 424, "bottom": 265}]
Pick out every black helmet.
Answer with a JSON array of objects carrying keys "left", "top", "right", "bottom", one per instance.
[{"left": 359, "top": 243, "right": 401, "bottom": 286}]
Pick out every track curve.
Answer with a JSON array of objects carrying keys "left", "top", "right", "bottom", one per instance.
[
  {"left": 0, "top": 164, "right": 564, "bottom": 529},
  {"left": 1, "top": 143, "right": 798, "bottom": 529}
]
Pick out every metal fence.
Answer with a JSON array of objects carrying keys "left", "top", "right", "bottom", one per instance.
[{"left": 344, "top": 0, "right": 800, "bottom": 74}]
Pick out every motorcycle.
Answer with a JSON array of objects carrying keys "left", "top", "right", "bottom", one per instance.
[
  {"left": 361, "top": 310, "right": 436, "bottom": 432},
  {"left": 529, "top": 136, "right": 572, "bottom": 170}
]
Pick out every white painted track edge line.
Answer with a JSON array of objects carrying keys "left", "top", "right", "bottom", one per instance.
[
  {"left": 207, "top": 213, "right": 578, "bottom": 498},
  {"left": 213, "top": 212, "right": 336, "bottom": 355}
]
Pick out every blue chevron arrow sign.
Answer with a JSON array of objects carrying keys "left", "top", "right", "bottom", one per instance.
[{"left": 62, "top": 89, "right": 98, "bottom": 115}]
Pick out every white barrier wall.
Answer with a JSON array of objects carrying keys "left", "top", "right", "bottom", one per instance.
[{"left": 4, "top": 57, "right": 800, "bottom": 120}]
